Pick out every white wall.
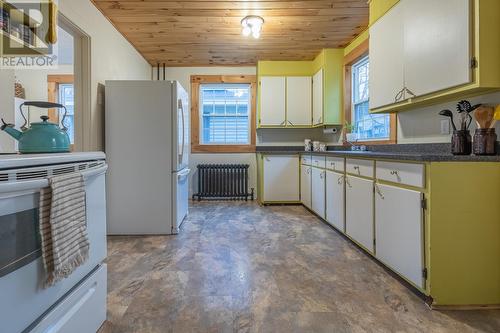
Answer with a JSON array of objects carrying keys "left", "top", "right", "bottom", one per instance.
[
  {"left": 14, "top": 65, "right": 74, "bottom": 122},
  {"left": 59, "top": 0, "right": 151, "bottom": 151},
  {"left": 397, "top": 91, "right": 500, "bottom": 143}
]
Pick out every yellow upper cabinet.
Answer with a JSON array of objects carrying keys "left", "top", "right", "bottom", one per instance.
[
  {"left": 257, "top": 49, "right": 343, "bottom": 128},
  {"left": 369, "top": 0, "right": 500, "bottom": 113}
]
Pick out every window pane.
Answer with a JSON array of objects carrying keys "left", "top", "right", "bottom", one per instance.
[
  {"left": 351, "top": 56, "right": 389, "bottom": 141},
  {"left": 200, "top": 83, "right": 251, "bottom": 145}
]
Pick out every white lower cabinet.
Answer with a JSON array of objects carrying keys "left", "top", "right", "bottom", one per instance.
[
  {"left": 345, "top": 175, "right": 374, "bottom": 253},
  {"left": 311, "top": 167, "right": 326, "bottom": 219},
  {"left": 326, "top": 170, "right": 345, "bottom": 231},
  {"left": 262, "top": 155, "right": 299, "bottom": 202},
  {"left": 375, "top": 183, "right": 424, "bottom": 288},
  {"left": 300, "top": 164, "right": 312, "bottom": 209}
]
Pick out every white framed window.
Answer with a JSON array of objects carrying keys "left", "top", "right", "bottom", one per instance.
[
  {"left": 351, "top": 56, "right": 390, "bottom": 141},
  {"left": 199, "top": 83, "right": 251, "bottom": 145}
]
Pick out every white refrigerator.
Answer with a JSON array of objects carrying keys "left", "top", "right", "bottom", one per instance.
[{"left": 105, "top": 80, "right": 189, "bottom": 234}]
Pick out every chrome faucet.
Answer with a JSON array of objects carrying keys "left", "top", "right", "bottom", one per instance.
[{"left": 344, "top": 138, "right": 367, "bottom": 151}]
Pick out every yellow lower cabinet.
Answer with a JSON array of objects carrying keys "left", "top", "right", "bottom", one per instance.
[
  {"left": 311, "top": 167, "right": 326, "bottom": 219},
  {"left": 375, "top": 183, "right": 425, "bottom": 289},
  {"left": 260, "top": 154, "right": 300, "bottom": 204},
  {"left": 345, "top": 175, "right": 375, "bottom": 253}
]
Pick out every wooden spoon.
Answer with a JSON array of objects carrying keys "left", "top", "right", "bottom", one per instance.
[
  {"left": 474, "top": 105, "right": 494, "bottom": 129},
  {"left": 490, "top": 104, "right": 500, "bottom": 128}
]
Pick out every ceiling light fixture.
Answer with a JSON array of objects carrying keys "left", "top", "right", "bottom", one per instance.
[{"left": 241, "top": 15, "right": 264, "bottom": 39}]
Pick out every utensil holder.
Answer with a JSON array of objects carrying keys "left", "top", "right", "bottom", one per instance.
[
  {"left": 473, "top": 128, "right": 497, "bottom": 155},
  {"left": 451, "top": 130, "right": 472, "bottom": 155}
]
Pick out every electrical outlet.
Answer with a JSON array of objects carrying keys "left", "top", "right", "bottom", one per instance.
[{"left": 440, "top": 119, "right": 450, "bottom": 134}]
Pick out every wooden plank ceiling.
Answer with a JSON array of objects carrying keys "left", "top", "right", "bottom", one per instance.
[{"left": 91, "top": 0, "right": 369, "bottom": 66}]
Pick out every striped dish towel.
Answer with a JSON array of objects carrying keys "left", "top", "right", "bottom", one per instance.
[{"left": 39, "top": 172, "right": 89, "bottom": 287}]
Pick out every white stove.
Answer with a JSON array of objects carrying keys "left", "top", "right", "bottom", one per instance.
[{"left": 0, "top": 152, "right": 107, "bottom": 333}]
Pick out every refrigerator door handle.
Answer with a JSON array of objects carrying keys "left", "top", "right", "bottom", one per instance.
[
  {"left": 177, "top": 168, "right": 191, "bottom": 178},
  {"left": 178, "top": 99, "right": 185, "bottom": 167}
]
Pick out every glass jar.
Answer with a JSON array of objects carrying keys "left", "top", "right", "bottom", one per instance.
[
  {"left": 473, "top": 128, "right": 497, "bottom": 155},
  {"left": 451, "top": 130, "right": 472, "bottom": 155}
]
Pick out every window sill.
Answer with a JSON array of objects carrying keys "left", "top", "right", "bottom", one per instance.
[{"left": 192, "top": 144, "right": 256, "bottom": 153}]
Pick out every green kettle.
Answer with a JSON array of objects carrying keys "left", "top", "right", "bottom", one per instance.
[{"left": 1, "top": 101, "right": 71, "bottom": 154}]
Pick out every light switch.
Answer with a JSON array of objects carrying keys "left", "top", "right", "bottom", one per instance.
[{"left": 440, "top": 119, "right": 450, "bottom": 134}]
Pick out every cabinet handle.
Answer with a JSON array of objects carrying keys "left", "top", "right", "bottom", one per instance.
[
  {"left": 390, "top": 170, "right": 402, "bottom": 182},
  {"left": 345, "top": 177, "right": 352, "bottom": 188},
  {"left": 405, "top": 87, "right": 416, "bottom": 99},
  {"left": 337, "top": 175, "right": 344, "bottom": 185},
  {"left": 374, "top": 183, "right": 384, "bottom": 199},
  {"left": 320, "top": 171, "right": 325, "bottom": 179},
  {"left": 353, "top": 166, "right": 360, "bottom": 175},
  {"left": 280, "top": 120, "right": 286, "bottom": 126},
  {"left": 395, "top": 87, "right": 405, "bottom": 102},
  {"left": 265, "top": 157, "right": 270, "bottom": 162},
  {"left": 288, "top": 120, "right": 295, "bottom": 126},
  {"left": 330, "top": 162, "right": 335, "bottom": 169}
]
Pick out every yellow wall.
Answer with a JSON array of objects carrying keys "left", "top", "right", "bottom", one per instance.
[
  {"left": 344, "top": 29, "right": 369, "bottom": 56},
  {"left": 369, "top": 0, "right": 400, "bottom": 25}
]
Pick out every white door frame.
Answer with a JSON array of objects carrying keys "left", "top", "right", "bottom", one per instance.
[{"left": 58, "top": 14, "right": 91, "bottom": 152}]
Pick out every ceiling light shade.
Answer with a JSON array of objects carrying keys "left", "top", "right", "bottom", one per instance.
[{"left": 241, "top": 15, "right": 264, "bottom": 39}]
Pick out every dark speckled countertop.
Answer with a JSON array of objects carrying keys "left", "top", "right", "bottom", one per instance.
[{"left": 256, "top": 143, "right": 500, "bottom": 162}]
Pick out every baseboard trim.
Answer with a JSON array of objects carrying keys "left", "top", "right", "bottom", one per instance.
[{"left": 431, "top": 304, "right": 500, "bottom": 311}]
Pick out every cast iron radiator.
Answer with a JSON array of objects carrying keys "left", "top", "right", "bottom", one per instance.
[{"left": 193, "top": 164, "right": 254, "bottom": 201}]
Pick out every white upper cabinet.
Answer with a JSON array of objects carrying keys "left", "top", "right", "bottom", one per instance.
[
  {"left": 370, "top": 0, "right": 472, "bottom": 110},
  {"left": 260, "top": 76, "right": 286, "bottom": 126},
  {"left": 369, "top": 2, "right": 405, "bottom": 109},
  {"left": 312, "top": 69, "right": 323, "bottom": 125},
  {"left": 403, "top": 0, "right": 471, "bottom": 97},
  {"left": 286, "top": 76, "right": 312, "bottom": 126}
]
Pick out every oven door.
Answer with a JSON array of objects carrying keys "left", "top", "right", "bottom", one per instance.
[{"left": 0, "top": 164, "right": 108, "bottom": 333}]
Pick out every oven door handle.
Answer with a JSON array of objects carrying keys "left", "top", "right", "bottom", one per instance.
[
  {"left": 81, "top": 164, "right": 108, "bottom": 180},
  {"left": 0, "top": 164, "right": 108, "bottom": 194}
]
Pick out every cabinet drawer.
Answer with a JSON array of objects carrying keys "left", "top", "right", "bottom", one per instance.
[
  {"left": 376, "top": 161, "right": 425, "bottom": 188},
  {"left": 311, "top": 155, "right": 326, "bottom": 169},
  {"left": 346, "top": 159, "right": 374, "bottom": 178},
  {"left": 301, "top": 155, "right": 312, "bottom": 165},
  {"left": 326, "top": 156, "right": 344, "bottom": 172}
]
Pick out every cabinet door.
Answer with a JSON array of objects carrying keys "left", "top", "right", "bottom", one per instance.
[
  {"left": 263, "top": 155, "right": 299, "bottom": 202},
  {"left": 312, "top": 69, "right": 323, "bottom": 125},
  {"left": 369, "top": 2, "right": 404, "bottom": 109},
  {"left": 403, "top": 0, "right": 471, "bottom": 97},
  {"left": 300, "top": 165, "right": 312, "bottom": 209},
  {"left": 375, "top": 183, "right": 424, "bottom": 288},
  {"left": 345, "top": 176, "right": 374, "bottom": 252},
  {"left": 260, "top": 76, "right": 286, "bottom": 126},
  {"left": 311, "top": 167, "right": 326, "bottom": 219},
  {"left": 326, "top": 170, "right": 345, "bottom": 232},
  {"left": 286, "top": 76, "right": 312, "bottom": 126}
]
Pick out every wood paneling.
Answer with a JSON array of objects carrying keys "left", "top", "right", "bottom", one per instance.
[{"left": 91, "top": 0, "right": 368, "bottom": 66}]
